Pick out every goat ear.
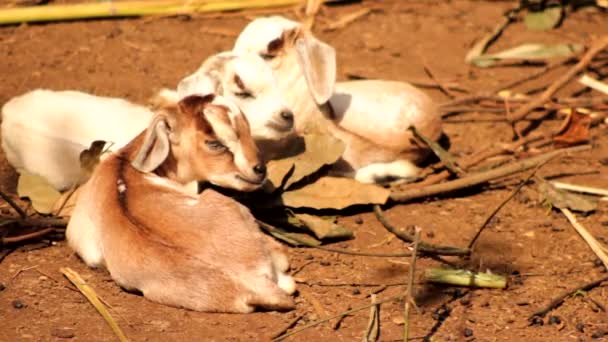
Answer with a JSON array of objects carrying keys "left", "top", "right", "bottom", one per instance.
[
  {"left": 131, "top": 115, "right": 171, "bottom": 173},
  {"left": 295, "top": 35, "right": 336, "bottom": 105},
  {"left": 177, "top": 72, "right": 218, "bottom": 98}
]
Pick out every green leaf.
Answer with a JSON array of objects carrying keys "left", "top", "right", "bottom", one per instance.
[
  {"left": 524, "top": 7, "right": 562, "bottom": 31},
  {"left": 471, "top": 43, "right": 582, "bottom": 68},
  {"left": 280, "top": 176, "right": 390, "bottom": 210},
  {"left": 17, "top": 170, "right": 62, "bottom": 214}
]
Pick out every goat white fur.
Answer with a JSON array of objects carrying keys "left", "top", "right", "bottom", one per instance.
[
  {"left": 67, "top": 95, "right": 295, "bottom": 312},
  {"left": 1, "top": 52, "right": 293, "bottom": 191},
  {"left": 233, "top": 16, "right": 443, "bottom": 183}
]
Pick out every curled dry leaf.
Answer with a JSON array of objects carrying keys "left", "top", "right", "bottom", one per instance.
[
  {"left": 471, "top": 43, "right": 582, "bottom": 68},
  {"left": 553, "top": 109, "right": 591, "bottom": 147},
  {"left": 266, "top": 134, "right": 345, "bottom": 190},
  {"left": 537, "top": 176, "right": 597, "bottom": 213},
  {"left": 16, "top": 170, "right": 61, "bottom": 214},
  {"left": 280, "top": 177, "right": 390, "bottom": 210},
  {"left": 289, "top": 212, "right": 354, "bottom": 240}
]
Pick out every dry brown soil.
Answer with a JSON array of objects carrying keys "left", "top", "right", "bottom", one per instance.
[{"left": 1, "top": 1, "right": 608, "bottom": 341}]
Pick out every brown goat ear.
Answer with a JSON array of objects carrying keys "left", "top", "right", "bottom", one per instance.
[
  {"left": 177, "top": 94, "right": 215, "bottom": 115},
  {"left": 295, "top": 35, "right": 336, "bottom": 105},
  {"left": 131, "top": 115, "right": 171, "bottom": 173}
]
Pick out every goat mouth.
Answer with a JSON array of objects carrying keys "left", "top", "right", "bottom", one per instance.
[
  {"left": 236, "top": 175, "right": 265, "bottom": 185},
  {"left": 267, "top": 121, "right": 293, "bottom": 133}
]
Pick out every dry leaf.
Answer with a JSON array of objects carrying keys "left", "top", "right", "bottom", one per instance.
[
  {"left": 17, "top": 170, "right": 62, "bottom": 214},
  {"left": 280, "top": 177, "right": 390, "bottom": 210},
  {"left": 79, "top": 140, "right": 107, "bottom": 180},
  {"left": 266, "top": 134, "right": 345, "bottom": 190},
  {"left": 289, "top": 213, "right": 354, "bottom": 240},
  {"left": 538, "top": 177, "right": 597, "bottom": 213},
  {"left": 553, "top": 109, "right": 591, "bottom": 147}
]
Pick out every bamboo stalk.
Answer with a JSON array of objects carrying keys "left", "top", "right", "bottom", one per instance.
[{"left": 0, "top": 0, "right": 301, "bottom": 25}]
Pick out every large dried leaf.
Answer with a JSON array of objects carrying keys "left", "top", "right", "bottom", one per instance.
[
  {"left": 280, "top": 177, "right": 390, "bottom": 210},
  {"left": 553, "top": 109, "right": 591, "bottom": 147},
  {"left": 289, "top": 213, "right": 354, "bottom": 240},
  {"left": 524, "top": 6, "right": 562, "bottom": 31},
  {"left": 471, "top": 43, "right": 582, "bottom": 68},
  {"left": 538, "top": 177, "right": 597, "bottom": 213},
  {"left": 17, "top": 170, "right": 62, "bottom": 214},
  {"left": 266, "top": 134, "right": 345, "bottom": 190},
  {"left": 465, "top": 10, "right": 515, "bottom": 64}
]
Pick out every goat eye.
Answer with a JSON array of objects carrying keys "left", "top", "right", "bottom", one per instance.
[
  {"left": 260, "top": 53, "right": 275, "bottom": 61},
  {"left": 205, "top": 140, "right": 226, "bottom": 151},
  {"left": 235, "top": 91, "right": 255, "bottom": 100}
]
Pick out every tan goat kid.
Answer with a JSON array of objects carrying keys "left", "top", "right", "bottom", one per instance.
[{"left": 67, "top": 95, "right": 295, "bottom": 313}]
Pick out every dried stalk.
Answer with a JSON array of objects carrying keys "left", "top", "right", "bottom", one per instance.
[
  {"left": 0, "top": 189, "right": 27, "bottom": 218},
  {"left": 424, "top": 269, "right": 507, "bottom": 289},
  {"left": 508, "top": 36, "right": 608, "bottom": 122},
  {"left": 2, "top": 227, "right": 64, "bottom": 244},
  {"left": 390, "top": 145, "right": 591, "bottom": 202},
  {"left": 552, "top": 181, "right": 608, "bottom": 197},
  {"left": 562, "top": 208, "right": 608, "bottom": 270},
  {"left": 373, "top": 205, "right": 470, "bottom": 256},
  {"left": 529, "top": 274, "right": 608, "bottom": 319},
  {"left": 60, "top": 267, "right": 129, "bottom": 342},
  {"left": 404, "top": 228, "right": 420, "bottom": 342}
]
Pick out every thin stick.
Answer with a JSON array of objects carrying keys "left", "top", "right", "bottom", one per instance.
[
  {"left": 552, "top": 181, "right": 608, "bottom": 197},
  {"left": 60, "top": 267, "right": 129, "bottom": 342},
  {"left": 271, "top": 314, "right": 304, "bottom": 340},
  {"left": 2, "top": 227, "right": 64, "bottom": 244},
  {"left": 274, "top": 294, "right": 404, "bottom": 341},
  {"left": 561, "top": 208, "right": 608, "bottom": 270},
  {"left": 529, "top": 274, "right": 608, "bottom": 319},
  {"left": 373, "top": 205, "right": 470, "bottom": 256},
  {"left": 404, "top": 228, "right": 421, "bottom": 342},
  {"left": 257, "top": 220, "right": 414, "bottom": 257},
  {"left": 0, "top": 217, "right": 68, "bottom": 228},
  {"left": 467, "top": 164, "right": 543, "bottom": 249},
  {"left": 508, "top": 36, "right": 608, "bottom": 122},
  {"left": 0, "top": 189, "right": 27, "bottom": 218},
  {"left": 389, "top": 145, "right": 590, "bottom": 202}
]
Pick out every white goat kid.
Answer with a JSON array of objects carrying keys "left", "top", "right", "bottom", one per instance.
[
  {"left": 1, "top": 52, "right": 293, "bottom": 191},
  {"left": 67, "top": 94, "right": 295, "bottom": 313},
  {"left": 233, "top": 16, "right": 443, "bottom": 184}
]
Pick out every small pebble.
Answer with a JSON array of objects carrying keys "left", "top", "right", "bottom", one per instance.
[
  {"left": 548, "top": 315, "right": 561, "bottom": 325},
  {"left": 551, "top": 226, "right": 564, "bottom": 232},
  {"left": 426, "top": 231, "right": 435, "bottom": 238},
  {"left": 319, "top": 260, "right": 331, "bottom": 266},
  {"left": 576, "top": 323, "right": 585, "bottom": 333},
  {"left": 0, "top": 283, "right": 5, "bottom": 291},
  {"left": 592, "top": 330, "right": 606, "bottom": 339},
  {"left": 354, "top": 217, "right": 363, "bottom": 225},
  {"left": 601, "top": 221, "right": 608, "bottom": 227},
  {"left": 51, "top": 327, "right": 75, "bottom": 339},
  {"left": 12, "top": 299, "right": 25, "bottom": 309},
  {"left": 530, "top": 316, "right": 544, "bottom": 326},
  {"left": 595, "top": 259, "right": 604, "bottom": 267},
  {"left": 351, "top": 288, "right": 361, "bottom": 295},
  {"left": 459, "top": 296, "right": 471, "bottom": 306},
  {"left": 463, "top": 328, "right": 473, "bottom": 337}
]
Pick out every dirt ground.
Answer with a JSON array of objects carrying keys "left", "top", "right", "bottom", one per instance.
[{"left": 1, "top": 0, "right": 608, "bottom": 341}]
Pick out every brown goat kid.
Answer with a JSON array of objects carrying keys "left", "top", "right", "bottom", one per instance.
[{"left": 67, "top": 95, "right": 296, "bottom": 313}]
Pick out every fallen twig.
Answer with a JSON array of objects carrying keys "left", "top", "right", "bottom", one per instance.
[
  {"left": 324, "top": 7, "right": 371, "bottom": 31},
  {"left": 60, "top": 267, "right": 129, "bottom": 342},
  {"left": 271, "top": 314, "right": 304, "bottom": 340},
  {"left": 363, "top": 295, "right": 380, "bottom": 342},
  {"left": 529, "top": 274, "right": 608, "bottom": 319},
  {"left": 508, "top": 36, "right": 608, "bottom": 122},
  {"left": 0, "top": 189, "right": 27, "bottom": 218},
  {"left": 2, "top": 227, "right": 64, "bottom": 244},
  {"left": 390, "top": 145, "right": 591, "bottom": 202},
  {"left": 552, "top": 181, "right": 608, "bottom": 197},
  {"left": 467, "top": 161, "right": 547, "bottom": 249},
  {"left": 274, "top": 294, "right": 404, "bottom": 341},
  {"left": 403, "top": 228, "right": 420, "bottom": 342},
  {"left": 562, "top": 208, "right": 608, "bottom": 269},
  {"left": 373, "top": 205, "right": 470, "bottom": 256},
  {"left": 579, "top": 73, "right": 608, "bottom": 95}
]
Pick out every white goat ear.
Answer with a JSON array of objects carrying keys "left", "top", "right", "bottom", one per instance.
[
  {"left": 295, "top": 36, "right": 336, "bottom": 105},
  {"left": 177, "top": 72, "right": 218, "bottom": 99},
  {"left": 131, "top": 116, "right": 171, "bottom": 173}
]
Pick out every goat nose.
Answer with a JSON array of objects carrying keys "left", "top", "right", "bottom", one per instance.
[
  {"left": 253, "top": 164, "right": 267, "bottom": 177},
  {"left": 280, "top": 110, "right": 294, "bottom": 123}
]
